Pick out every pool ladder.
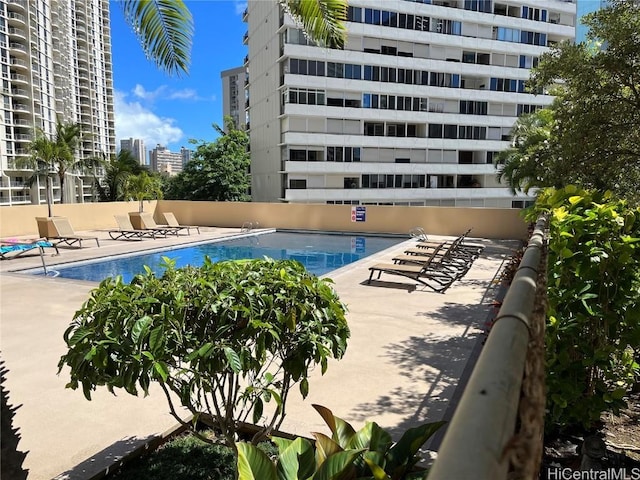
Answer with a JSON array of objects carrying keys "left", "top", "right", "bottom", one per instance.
[{"left": 241, "top": 221, "right": 260, "bottom": 233}]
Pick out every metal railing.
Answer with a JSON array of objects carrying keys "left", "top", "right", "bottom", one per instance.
[{"left": 429, "top": 215, "right": 548, "bottom": 480}]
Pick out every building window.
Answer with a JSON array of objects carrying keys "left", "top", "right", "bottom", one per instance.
[{"left": 289, "top": 179, "right": 307, "bottom": 189}]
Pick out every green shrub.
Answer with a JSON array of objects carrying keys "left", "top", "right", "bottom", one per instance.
[
  {"left": 526, "top": 186, "right": 640, "bottom": 431},
  {"left": 112, "top": 432, "right": 236, "bottom": 480},
  {"left": 58, "top": 257, "right": 350, "bottom": 447},
  {"left": 236, "top": 405, "right": 444, "bottom": 480}
]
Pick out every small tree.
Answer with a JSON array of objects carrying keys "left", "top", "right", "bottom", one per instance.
[
  {"left": 94, "top": 150, "right": 148, "bottom": 202},
  {"left": 58, "top": 258, "right": 350, "bottom": 451},
  {"left": 124, "top": 171, "right": 163, "bottom": 212},
  {"left": 164, "top": 117, "right": 250, "bottom": 201},
  {"left": 19, "top": 118, "right": 98, "bottom": 214}
]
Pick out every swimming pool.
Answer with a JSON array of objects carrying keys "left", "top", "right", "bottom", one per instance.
[{"left": 47, "top": 231, "right": 404, "bottom": 282}]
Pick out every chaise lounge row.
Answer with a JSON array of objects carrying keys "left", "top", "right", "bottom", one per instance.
[
  {"left": 108, "top": 212, "right": 200, "bottom": 241},
  {"left": 367, "top": 230, "right": 484, "bottom": 293}
]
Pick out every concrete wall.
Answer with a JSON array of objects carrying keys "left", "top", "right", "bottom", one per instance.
[
  {"left": 0, "top": 201, "right": 157, "bottom": 237},
  {"left": 0, "top": 200, "right": 528, "bottom": 240}
]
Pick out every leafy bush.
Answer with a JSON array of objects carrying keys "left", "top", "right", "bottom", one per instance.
[
  {"left": 112, "top": 432, "right": 236, "bottom": 480},
  {"left": 58, "top": 257, "right": 350, "bottom": 447},
  {"left": 526, "top": 186, "right": 640, "bottom": 431},
  {"left": 236, "top": 404, "right": 444, "bottom": 480}
]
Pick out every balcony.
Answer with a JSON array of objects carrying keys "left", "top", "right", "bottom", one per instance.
[
  {"left": 242, "top": 7, "right": 248, "bottom": 22},
  {"left": 7, "top": 12, "right": 26, "bottom": 24},
  {"left": 243, "top": 31, "right": 249, "bottom": 45},
  {"left": 8, "top": 27, "right": 27, "bottom": 39}
]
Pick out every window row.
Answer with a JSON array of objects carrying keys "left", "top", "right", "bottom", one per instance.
[
  {"left": 490, "top": 77, "right": 526, "bottom": 93},
  {"left": 327, "top": 146, "right": 361, "bottom": 162},
  {"left": 459, "top": 100, "right": 488, "bottom": 115},
  {"left": 428, "top": 124, "right": 487, "bottom": 140},
  {"left": 284, "top": 88, "right": 325, "bottom": 106},
  {"left": 364, "top": 122, "right": 419, "bottom": 137},
  {"left": 363, "top": 93, "right": 429, "bottom": 112},
  {"left": 347, "top": 7, "right": 462, "bottom": 36},
  {"left": 494, "top": 27, "right": 547, "bottom": 46},
  {"left": 362, "top": 174, "right": 427, "bottom": 189},
  {"left": 289, "top": 58, "right": 446, "bottom": 87}
]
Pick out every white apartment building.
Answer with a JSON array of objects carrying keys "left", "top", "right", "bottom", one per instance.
[
  {"left": 244, "top": 0, "right": 576, "bottom": 206},
  {"left": 120, "top": 137, "right": 146, "bottom": 166},
  {"left": 0, "top": 0, "right": 115, "bottom": 207},
  {"left": 149, "top": 144, "right": 191, "bottom": 176},
  {"left": 221, "top": 65, "right": 247, "bottom": 130}
]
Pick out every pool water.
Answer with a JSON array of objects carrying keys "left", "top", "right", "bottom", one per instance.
[{"left": 49, "top": 231, "right": 403, "bottom": 283}]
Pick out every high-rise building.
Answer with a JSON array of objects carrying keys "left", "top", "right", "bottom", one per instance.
[
  {"left": 120, "top": 138, "right": 147, "bottom": 166},
  {"left": 149, "top": 145, "right": 184, "bottom": 175},
  {"left": 0, "top": 0, "right": 116, "bottom": 206},
  {"left": 244, "top": 0, "right": 576, "bottom": 206},
  {"left": 180, "top": 146, "right": 192, "bottom": 167},
  {"left": 221, "top": 65, "right": 247, "bottom": 130}
]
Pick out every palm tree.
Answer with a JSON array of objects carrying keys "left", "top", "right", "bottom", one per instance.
[
  {"left": 124, "top": 172, "right": 164, "bottom": 212},
  {"left": 495, "top": 109, "right": 557, "bottom": 194},
  {"left": 94, "top": 150, "right": 147, "bottom": 202},
  {"left": 120, "top": 0, "right": 347, "bottom": 76},
  {"left": 19, "top": 119, "right": 99, "bottom": 215}
]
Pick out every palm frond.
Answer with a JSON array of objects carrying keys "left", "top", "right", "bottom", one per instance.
[
  {"left": 281, "top": 0, "right": 347, "bottom": 49},
  {"left": 121, "top": 0, "right": 193, "bottom": 76}
]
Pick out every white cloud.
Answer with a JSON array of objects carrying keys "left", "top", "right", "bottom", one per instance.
[
  {"left": 167, "top": 88, "right": 199, "bottom": 100},
  {"left": 114, "top": 90, "right": 183, "bottom": 150},
  {"left": 133, "top": 83, "right": 208, "bottom": 102}
]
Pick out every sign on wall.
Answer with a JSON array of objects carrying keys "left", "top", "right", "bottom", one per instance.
[{"left": 351, "top": 206, "right": 366, "bottom": 222}]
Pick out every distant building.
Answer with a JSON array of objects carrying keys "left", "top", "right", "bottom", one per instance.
[
  {"left": 120, "top": 138, "right": 146, "bottom": 165},
  {"left": 221, "top": 65, "right": 247, "bottom": 130},
  {"left": 180, "top": 147, "right": 193, "bottom": 167},
  {"left": 0, "top": 0, "right": 115, "bottom": 206},
  {"left": 149, "top": 145, "right": 184, "bottom": 175}
]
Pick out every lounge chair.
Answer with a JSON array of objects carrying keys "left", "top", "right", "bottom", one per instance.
[
  {"left": 395, "top": 240, "right": 474, "bottom": 279},
  {"left": 162, "top": 212, "right": 200, "bottom": 235},
  {"left": 48, "top": 217, "right": 100, "bottom": 248},
  {"left": 1, "top": 239, "right": 58, "bottom": 274},
  {"left": 414, "top": 229, "right": 484, "bottom": 259},
  {"left": 367, "top": 260, "right": 456, "bottom": 293},
  {"left": 109, "top": 215, "right": 156, "bottom": 240},
  {"left": 138, "top": 212, "right": 181, "bottom": 237}
]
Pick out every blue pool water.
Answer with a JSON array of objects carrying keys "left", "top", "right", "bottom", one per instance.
[{"left": 48, "top": 231, "right": 403, "bottom": 283}]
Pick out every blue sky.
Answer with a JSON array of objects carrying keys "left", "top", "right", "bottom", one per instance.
[{"left": 110, "top": 1, "right": 248, "bottom": 157}]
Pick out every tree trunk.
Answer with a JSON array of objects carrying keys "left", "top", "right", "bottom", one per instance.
[
  {"left": 59, "top": 173, "right": 65, "bottom": 204},
  {"left": 45, "top": 176, "right": 53, "bottom": 217}
]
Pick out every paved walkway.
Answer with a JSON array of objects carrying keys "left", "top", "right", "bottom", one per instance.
[{"left": 0, "top": 228, "right": 518, "bottom": 479}]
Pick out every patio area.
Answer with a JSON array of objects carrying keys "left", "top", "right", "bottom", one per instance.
[{"left": 0, "top": 226, "right": 519, "bottom": 479}]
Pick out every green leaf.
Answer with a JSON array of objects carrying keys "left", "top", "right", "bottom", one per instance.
[
  {"left": 387, "top": 421, "right": 445, "bottom": 470},
  {"left": 312, "top": 449, "right": 364, "bottom": 480},
  {"left": 364, "top": 457, "right": 392, "bottom": 480},
  {"left": 153, "top": 361, "right": 169, "bottom": 382},
  {"left": 253, "top": 397, "right": 263, "bottom": 424},
  {"left": 224, "top": 347, "right": 242, "bottom": 373},
  {"left": 273, "top": 436, "right": 315, "bottom": 480},
  {"left": 131, "top": 316, "right": 152, "bottom": 344},
  {"left": 313, "top": 404, "right": 356, "bottom": 448},
  {"left": 300, "top": 378, "right": 309, "bottom": 398},
  {"left": 236, "top": 442, "right": 278, "bottom": 480}
]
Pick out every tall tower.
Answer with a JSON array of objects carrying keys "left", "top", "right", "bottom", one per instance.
[
  {"left": 244, "top": 0, "right": 576, "bottom": 207},
  {"left": 0, "top": 0, "right": 116, "bottom": 206},
  {"left": 120, "top": 138, "right": 147, "bottom": 166},
  {"left": 221, "top": 65, "right": 247, "bottom": 130}
]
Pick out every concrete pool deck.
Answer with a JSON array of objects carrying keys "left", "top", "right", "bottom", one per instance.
[{"left": 0, "top": 227, "right": 519, "bottom": 479}]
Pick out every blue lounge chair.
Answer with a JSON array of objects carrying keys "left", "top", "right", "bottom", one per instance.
[{"left": 0, "top": 239, "right": 58, "bottom": 274}]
